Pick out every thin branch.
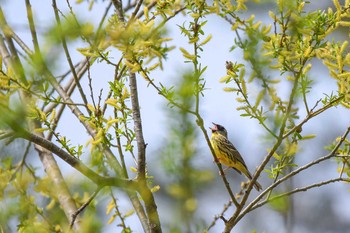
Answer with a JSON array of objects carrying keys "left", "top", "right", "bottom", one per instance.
[
  {"left": 234, "top": 125, "right": 350, "bottom": 225},
  {"left": 0, "top": 8, "right": 27, "bottom": 84},
  {"left": 227, "top": 62, "right": 278, "bottom": 139},
  {"left": 301, "top": 83, "right": 310, "bottom": 114},
  {"left": 87, "top": 61, "right": 97, "bottom": 108},
  {"left": 111, "top": 65, "right": 129, "bottom": 177},
  {"left": 136, "top": 1, "right": 157, "bottom": 19},
  {"left": 0, "top": 16, "right": 32, "bottom": 58},
  {"left": 282, "top": 95, "right": 344, "bottom": 139},
  {"left": 128, "top": 0, "right": 144, "bottom": 23},
  {"left": 25, "top": 0, "right": 40, "bottom": 55},
  {"left": 9, "top": 141, "right": 32, "bottom": 181},
  {"left": 52, "top": 0, "right": 90, "bottom": 114},
  {"left": 111, "top": 0, "right": 125, "bottom": 22},
  {"left": 224, "top": 57, "right": 305, "bottom": 232},
  {"left": 70, "top": 186, "right": 103, "bottom": 229},
  {"left": 94, "top": 2, "right": 112, "bottom": 45},
  {"left": 109, "top": 188, "right": 131, "bottom": 231},
  {"left": 207, "top": 200, "right": 233, "bottom": 231},
  {"left": 251, "top": 177, "right": 350, "bottom": 211},
  {"left": 43, "top": 59, "right": 90, "bottom": 114}
]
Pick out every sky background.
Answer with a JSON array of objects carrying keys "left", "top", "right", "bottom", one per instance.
[{"left": 2, "top": 0, "right": 350, "bottom": 232}]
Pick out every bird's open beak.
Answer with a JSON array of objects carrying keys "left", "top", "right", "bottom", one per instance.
[{"left": 209, "top": 122, "right": 218, "bottom": 132}]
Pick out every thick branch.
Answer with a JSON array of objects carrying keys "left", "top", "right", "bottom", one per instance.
[
  {"left": 35, "top": 146, "right": 82, "bottom": 230},
  {"left": 1, "top": 4, "right": 82, "bottom": 230},
  {"left": 111, "top": 2, "right": 160, "bottom": 232},
  {"left": 129, "top": 72, "right": 147, "bottom": 179},
  {"left": 18, "top": 130, "right": 135, "bottom": 189},
  {"left": 128, "top": 54, "right": 162, "bottom": 233}
]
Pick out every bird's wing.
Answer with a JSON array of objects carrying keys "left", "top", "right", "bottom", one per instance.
[{"left": 219, "top": 136, "right": 248, "bottom": 169}]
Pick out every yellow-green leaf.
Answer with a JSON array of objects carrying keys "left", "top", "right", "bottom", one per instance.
[
  {"left": 107, "top": 214, "right": 116, "bottom": 225},
  {"left": 199, "top": 34, "right": 212, "bottom": 47},
  {"left": 223, "top": 87, "right": 238, "bottom": 92},
  {"left": 151, "top": 185, "right": 160, "bottom": 193},
  {"left": 106, "top": 199, "right": 115, "bottom": 215},
  {"left": 130, "top": 166, "right": 138, "bottom": 173},
  {"left": 105, "top": 98, "right": 119, "bottom": 109},
  {"left": 301, "top": 134, "right": 316, "bottom": 140}
]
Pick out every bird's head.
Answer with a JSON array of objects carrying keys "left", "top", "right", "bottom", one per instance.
[{"left": 209, "top": 122, "right": 228, "bottom": 138}]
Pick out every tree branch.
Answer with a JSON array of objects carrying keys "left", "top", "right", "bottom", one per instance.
[
  {"left": 1, "top": 3, "right": 83, "bottom": 230},
  {"left": 282, "top": 95, "right": 345, "bottom": 139},
  {"left": 129, "top": 72, "right": 147, "bottom": 179},
  {"left": 70, "top": 186, "right": 103, "bottom": 229},
  {"left": 234, "top": 125, "right": 350, "bottom": 226},
  {"left": 223, "top": 57, "right": 307, "bottom": 232},
  {"left": 17, "top": 130, "right": 136, "bottom": 189},
  {"left": 111, "top": 2, "right": 161, "bottom": 232},
  {"left": 128, "top": 40, "right": 162, "bottom": 233},
  {"left": 251, "top": 177, "right": 350, "bottom": 211},
  {"left": 52, "top": 0, "right": 90, "bottom": 114}
]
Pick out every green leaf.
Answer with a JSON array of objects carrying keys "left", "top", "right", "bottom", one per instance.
[{"left": 300, "top": 134, "right": 317, "bottom": 140}]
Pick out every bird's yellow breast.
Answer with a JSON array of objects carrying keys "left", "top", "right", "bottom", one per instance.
[
  {"left": 210, "top": 133, "right": 248, "bottom": 174},
  {"left": 210, "top": 133, "right": 235, "bottom": 167}
]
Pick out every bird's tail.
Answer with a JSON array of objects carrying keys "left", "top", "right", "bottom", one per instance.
[
  {"left": 243, "top": 170, "right": 262, "bottom": 191},
  {"left": 252, "top": 180, "right": 262, "bottom": 191}
]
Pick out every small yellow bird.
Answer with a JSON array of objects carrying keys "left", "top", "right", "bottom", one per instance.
[{"left": 209, "top": 122, "right": 262, "bottom": 191}]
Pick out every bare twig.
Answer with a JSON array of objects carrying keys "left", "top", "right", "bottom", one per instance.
[
  {"left": 43, "top": 59, "right": 90, "bottom": 114},
  {"left": 111, "top": 0, "right": 125, "bottom": 22},
  {"left": 282, "top": 95, "right": 344, "bottom": 139},
  {"left": 52, "top": 0, "right": 91, "bottom": 114},
  {"left": 207, "top": 200, "right": 233, "bottom": 231},
  {"left": 129, "top": 0, "right": 144, "bottom": 22},
  {"left": 251, "top": 177, "right": 350, "bottom": 211},
  {"left": 136, "top": 1, "right": 157, "bottom": 19},
  {"left": 70, "top": 186, "right": 103, "bottom": 229},
  {"left": 109, "top": 188, "right": 130, "bottom": 231}
]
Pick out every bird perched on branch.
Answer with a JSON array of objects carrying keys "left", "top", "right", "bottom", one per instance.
[{"left": 209, "top": 122, "right": 262, "bottom": 191}]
